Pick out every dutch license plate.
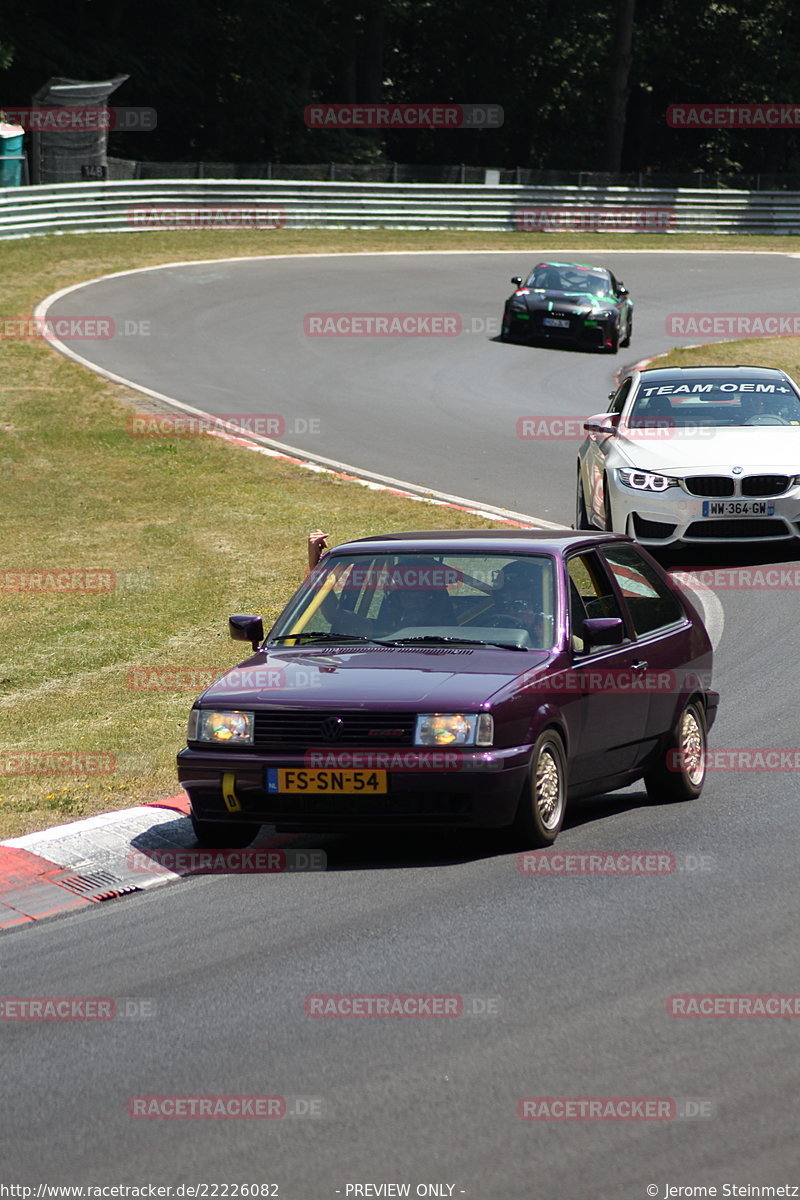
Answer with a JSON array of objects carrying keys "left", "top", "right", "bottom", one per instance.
[
  {"left": 702, "top": 500, "right": 775, "bottom": 517},
  {"left": 542, "top": 317, "right": 570, "bottom": 328},
  {"left": 266, "top": 768, "right": 387, "bottom": 794}
]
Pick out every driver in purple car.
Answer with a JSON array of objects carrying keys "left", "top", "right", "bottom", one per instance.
[{"left": 488, "top": 560, "right": 545, "bottom": 644}]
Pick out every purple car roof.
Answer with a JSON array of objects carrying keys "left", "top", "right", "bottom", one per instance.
[{"left": 332, "top": 529, "right": 632, "bottom": 555}]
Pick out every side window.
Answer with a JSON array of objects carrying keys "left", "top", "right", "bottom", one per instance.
[
  {"left": 567, "top": 552, "right": 625, "bottom": 655},
  {"left": 601, "top": 545, "right": 685, "bottom": 637},
  {"left": 608, "top": 378, "right": 631, "bottom": 414}
]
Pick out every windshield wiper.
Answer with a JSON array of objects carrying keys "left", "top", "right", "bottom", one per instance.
[
  {"left": 269, "top": 632, "right": 387, "bottom": 644},
  {"left": 386, "top": 635, "right": 528, "bottom": 651}
]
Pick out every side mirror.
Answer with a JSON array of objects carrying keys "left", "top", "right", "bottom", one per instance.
[
  {"left": 582, "top": 617, "right": 625, "bottom": 648},
  {"left": 511, "top": 276, "right": 523, "bottom": 286},
  {"left": 229, "top": 614, "right": 264, "bottom": 651},
  {"left": 583, "top": 412, "right": 620, "bottom": 435}
]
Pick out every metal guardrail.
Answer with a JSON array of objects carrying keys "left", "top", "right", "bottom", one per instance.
[{"left": 3, "top": 179, "right": 800, "bottom": 238}]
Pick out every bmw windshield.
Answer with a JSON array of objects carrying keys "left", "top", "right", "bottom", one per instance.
[{"left": 629, "top": 377, "right": 800, "bottom": 428}]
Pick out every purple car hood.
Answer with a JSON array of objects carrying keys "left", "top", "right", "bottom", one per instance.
[{"left": 198, "top": 645, "right": 553, "bottom": 710}]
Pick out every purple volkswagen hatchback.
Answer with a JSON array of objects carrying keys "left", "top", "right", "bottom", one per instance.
[{"left": 177, "top": 530, "right": 718, "bottom": 848}]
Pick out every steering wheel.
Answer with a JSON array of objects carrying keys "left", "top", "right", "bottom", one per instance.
[
  {"left": 743, "top": 414, "right": 789, "bottom": 425},
  {"left": 480, "top": 614, "right": 530, "bottom": 629}
]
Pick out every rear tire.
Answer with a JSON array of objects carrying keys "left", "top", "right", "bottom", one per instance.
[
  {"left": 512, "top": 730, "right": 567, "bottom": 847},
  {"left": 190, "top": 811, "right": 261, "bottom": 848},
  {"left": 644, "top": 700, "right": 707, "bottom": 802}
]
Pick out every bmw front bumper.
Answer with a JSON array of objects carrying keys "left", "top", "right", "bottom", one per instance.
[{"left": 609, "top": 475, "right": 800, "bottom": 546}]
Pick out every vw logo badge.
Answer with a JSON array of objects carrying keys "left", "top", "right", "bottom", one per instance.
[
  {"left": 321, "top": 716, "right": 344, "bottom": 742},
  {"left": 732, "top": 466, "right": 743, "bottom": 475}
]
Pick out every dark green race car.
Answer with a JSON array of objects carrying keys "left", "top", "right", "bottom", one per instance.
[{"left": 500, "top": 260, "right": 633, "bottom": 354}]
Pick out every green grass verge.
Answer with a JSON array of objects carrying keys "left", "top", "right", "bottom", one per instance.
[{"left": 1, "top": 227, "right": 798, "bottom": 839}]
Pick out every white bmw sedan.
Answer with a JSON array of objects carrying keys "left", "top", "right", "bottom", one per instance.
[{"left": 576, "top": 365, "right": 800, "bottom": 547}]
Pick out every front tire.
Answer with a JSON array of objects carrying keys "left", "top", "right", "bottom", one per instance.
[
  {"left": 602, "top": 476, "right": 615, "bottom": 532},
  {"left": 620, "top": 313, "right": 632, "bottom": 348},
  {"left": 512, "top": 730, "right": 567, "bottom": 846},
  {"left": 603, "top": 325, "right": 620, "bottom": 354},
  {"left": 575, "top": 469, "right": 592, "bottom": 529},
  {"left": 644, "top": 700, "right": 707, "bottom": 802},
  {"left": 190, "top": 811, "right": 261, "bottom": 848}
]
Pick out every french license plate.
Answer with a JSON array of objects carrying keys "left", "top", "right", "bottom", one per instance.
[
  {"left": 702, "top": 500, "right": 775, "bottom": 517},
  {"left": 266, "top": 768, "right": 387, "bottom": 794},
  {"left": 542, "top": 317, "right": 570, "bottom": 328}
]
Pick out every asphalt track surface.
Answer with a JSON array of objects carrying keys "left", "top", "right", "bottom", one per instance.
[{"left": 5, "top": 252, "right": 800, "bottom": 1196}]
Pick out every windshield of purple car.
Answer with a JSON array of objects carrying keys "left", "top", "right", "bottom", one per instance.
[
  {"left": 524, "top": 266, "right": 613, "bottom": 296},
  {"left": 628, "top": 378, "right": 800, "bottom": 428},
  {"left": 269, "top": 553, "right": 556, "bottom": 649}
]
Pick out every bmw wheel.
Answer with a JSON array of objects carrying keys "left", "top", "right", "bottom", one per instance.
[
  {"left": 643, "top": 700, "right": 708, "bottom": 803},
  {"left": 513, "top": 730, "right": 567, "bottom": 847},
  {"left": 602, "top": 476, "right": 615, "bottom": 532},
  {"left": 575, "top": 469, "right": 592, "bottom": 529}
]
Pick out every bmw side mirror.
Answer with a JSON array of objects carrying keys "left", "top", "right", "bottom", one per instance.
[
  {"left": 583, "top": 412, "right": 620, "bottom": 435},
  {"left": 618, "top": 284, "right": 629, "bottom": 296},
  {"left": 229, "top": 614, "right": 264, "bottom": 651},
  {"left": 582, "top": 617, "right": 625, "bottom": 649},
  {"left": 511, "top": 276, "right": 522, "bottom": 286}
]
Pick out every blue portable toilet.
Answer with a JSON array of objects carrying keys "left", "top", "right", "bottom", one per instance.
[{"left": 0, "top": 123, "right": 25, "bottom": 186}]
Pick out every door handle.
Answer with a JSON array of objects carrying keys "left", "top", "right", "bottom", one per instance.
[{"left": 631, "top": 660, "right": 648, "bottom": 672}]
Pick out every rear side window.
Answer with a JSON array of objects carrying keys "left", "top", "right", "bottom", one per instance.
[
  {"left": 601, "top": 545, "right": 685, "bottom": 636},
  {"left": 567, "top": 552, "right": 624, "bottom": 654}
]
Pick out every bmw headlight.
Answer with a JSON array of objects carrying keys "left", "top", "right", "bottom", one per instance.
[
  {"left": 618, "top": 468, "right": 679, "bottom": 492},
  {"left": 415, "top": 713, "right": 494, "bottom": 747},
  {"left": 189, "top": 709, "right": 254, "bottom": 744}
]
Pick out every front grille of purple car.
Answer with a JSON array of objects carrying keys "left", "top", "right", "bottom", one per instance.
[{"left": 253, "top": 710, "right": 415, "bottom": 748}]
